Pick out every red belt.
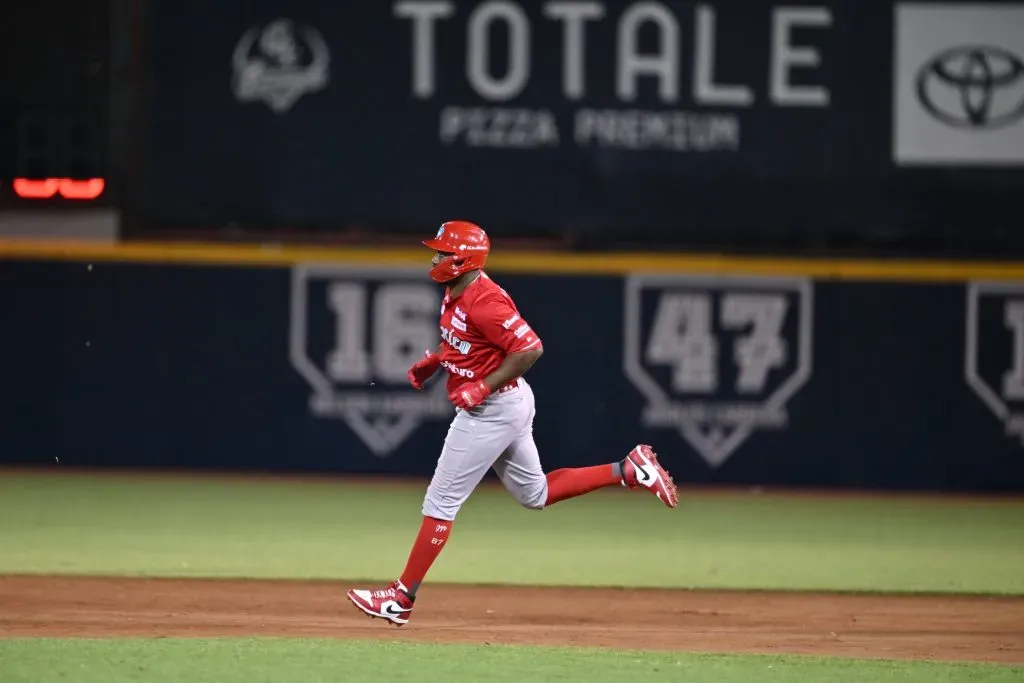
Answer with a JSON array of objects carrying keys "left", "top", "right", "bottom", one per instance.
[{"left": 496, "top": 378, "right": 521, "bottom": 394}]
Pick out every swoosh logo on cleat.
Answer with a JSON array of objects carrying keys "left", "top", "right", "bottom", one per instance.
[
  {"left": 634, "top": 459, "right": 653, "bottom": 483},
  {"left": 384, "top": 604, "right": 411, "bottom": 616}
]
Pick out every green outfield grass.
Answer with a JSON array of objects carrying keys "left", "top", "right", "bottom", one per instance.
[
  {"left": 3, "top": 471, "right": 1023, "bottom": 682},
  {"left": 1, "top": 471, "right": 1022, "bottom": 593},
  {"left": 0, "top": 638, "right": 1020, "bottom": 683}
]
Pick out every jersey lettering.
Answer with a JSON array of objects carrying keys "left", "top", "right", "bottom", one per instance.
[
  {"left": 441, "top": 360, "right": 475, "bottom": 378},
  {"left": 441, "top": 325, "right": 472, "bottom": 354}
]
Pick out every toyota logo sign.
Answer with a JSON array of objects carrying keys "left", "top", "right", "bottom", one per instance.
[{"left": 915, "top": 45, "right": 1024, "bottom": 129}]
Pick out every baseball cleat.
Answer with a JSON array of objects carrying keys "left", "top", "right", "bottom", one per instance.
[
  {"left": 622, "top": 444, "right": 679, "bottom": 508},
  {"left": 346, "top": 580, "right": 415, "bottom": 626}
]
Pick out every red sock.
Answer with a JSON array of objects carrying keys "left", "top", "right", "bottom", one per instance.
[
  {"left": 398, "top": 516, "right": 452, "bottom": 596},
  {"left": 545, "top": 464, "right": 621, "bottom": 506}
]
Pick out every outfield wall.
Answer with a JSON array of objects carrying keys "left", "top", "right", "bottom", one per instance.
[
  {"left": 3, "top": 242, "right": 1024, "bottom": 492},
  {"left": 132, "top": 0, "right": 1024, "bottom": 256}
]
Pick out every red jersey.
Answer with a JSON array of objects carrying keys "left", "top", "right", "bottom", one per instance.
[{"left": 437, "top": 272, "right": 542, "bottom": 395}]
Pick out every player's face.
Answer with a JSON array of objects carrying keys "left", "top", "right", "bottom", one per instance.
[{"left": 432, "top": 250, "right": 453, "bottom": 267}]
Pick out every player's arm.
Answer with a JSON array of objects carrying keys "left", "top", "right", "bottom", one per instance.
[
  {"left": 478, "top": 295, "right": 544, "bottom": 391},
  {"left": 481, "top": 347, "right": 543, "bottom": 392}
]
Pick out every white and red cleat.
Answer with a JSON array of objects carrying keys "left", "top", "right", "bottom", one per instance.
[
  {"left": 346, "top": 580, "right": 415, "bottom": 626},
  {"left": 622, "top": 444, "right": 679, "bottom": 508}
]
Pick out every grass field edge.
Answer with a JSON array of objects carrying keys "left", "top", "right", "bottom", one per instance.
[
  {"left": 0, "top": 635, "right": 1021, "bottom": 669},
  {"left": 4, "top": 571, "right": 1023, "bottom": 600}
]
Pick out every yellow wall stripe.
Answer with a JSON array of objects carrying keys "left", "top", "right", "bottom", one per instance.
[{"left": 2, "top": 238, "right": 1024, "bottom": 282}]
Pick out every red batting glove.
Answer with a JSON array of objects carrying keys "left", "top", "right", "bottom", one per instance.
[
  {"left": 450, "top": 379, "right": 492, "bottom": 410},
  {"left": 408, "top": 350, "right": 441, "bottom": 390}
]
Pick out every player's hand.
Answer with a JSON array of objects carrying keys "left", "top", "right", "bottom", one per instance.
[
  {"left": 450, "top": 379, "right": 492, "bottom": 410},
  {"left": 408, "top": 350, "right": 441, "bottom": 390}
]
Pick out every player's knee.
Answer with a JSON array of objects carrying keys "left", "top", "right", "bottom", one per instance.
[
  {"left": 422, "top": 494, "right": 461, "bottom": 521},
  {"left": 519, "top": 480, "right": 548, "bottom": 511}
]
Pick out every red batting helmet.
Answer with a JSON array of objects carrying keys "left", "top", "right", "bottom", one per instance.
[{"left": 421, "top": 220, "right": 490, "bottom": 283}]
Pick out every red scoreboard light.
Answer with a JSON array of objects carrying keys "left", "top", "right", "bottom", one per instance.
[{"left": 11, "top": 178, "right": 106, "bottom": 201}]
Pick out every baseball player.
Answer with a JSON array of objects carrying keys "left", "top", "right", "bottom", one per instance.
[{"left": 346, "top": 220, "right": 678, "bottom": 626}]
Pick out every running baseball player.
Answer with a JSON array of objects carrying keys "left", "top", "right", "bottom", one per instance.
[{"left": 346, "top": 220, "right": 678, "bottom": 626}]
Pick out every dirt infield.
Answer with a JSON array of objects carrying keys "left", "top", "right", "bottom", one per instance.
[{"left": 1, "top": 576, "right": 1021, "bottom": 663}]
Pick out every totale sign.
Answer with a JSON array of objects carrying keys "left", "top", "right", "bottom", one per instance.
[
  {"left": 393, "top": 0, "right": 833, "bottom": 151},
  {"left": 143, "top": 0, "right": 869, "bottom": 233}
]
